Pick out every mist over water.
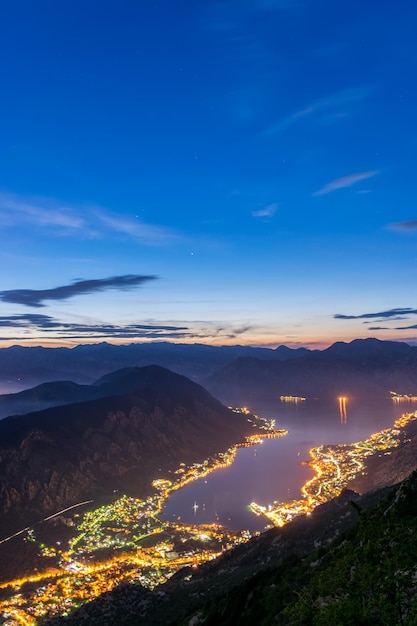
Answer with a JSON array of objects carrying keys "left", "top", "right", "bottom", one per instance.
[{"left": 162, "top": 397, "right": 409, "bottom": 531}]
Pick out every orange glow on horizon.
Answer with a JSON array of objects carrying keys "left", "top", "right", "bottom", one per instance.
[{"left": 0, "top": 329, "right": 414, "bottom": 351}]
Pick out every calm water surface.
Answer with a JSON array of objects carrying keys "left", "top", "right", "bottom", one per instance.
[{"left": 162, "top": 398, "right": 412, "bottom": 531}]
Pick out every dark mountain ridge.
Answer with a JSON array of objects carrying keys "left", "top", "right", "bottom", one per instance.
[
  {"left": 205, "top": 338, "right": 417, "bottom": 403},
  {"left": 318, "top": 337, "right": 416, "bottom": 365},
  {"left": 1, "top": 337, "right": 416, "bottom": 419},
  {"left": 0, "top": 380, "right": 104, "bottom": 420},
  {"left": 0, "top": 366, "right": 256, "bottom": 536},
  {"left": 0, "top": 363, "right": 228, "bottom": 420},
  {"left": 0, "top": 341, "right": 310, "bottom": 393}
]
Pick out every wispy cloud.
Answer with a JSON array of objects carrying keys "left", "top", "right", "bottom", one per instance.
[
  {"left": 0, "top": 192, "right": 183, "bottom": 246},
  {"left": 367, "top": 326, "right": 390, "bottom": 330},
  {"left": 0, "top": 192, "right": 89, "bottom": 233},
  {"left": 313, "top": 170, "right": 379, "bottom": 196},
  {"left": 95, "top": 211, "right": 181, "bottom": 245},
  {"left": 180, "top": 322, "right": 254, "bottom": 342},
  {"left": 252, "top": 202, "right": 278, "bottom": 218},
  {"left": 387, "top": 219, "right": 417, "bottom": 232},
  {"left": 226, "top": 324, "right": 254, "bottom": 339},
  {"left": 0, "top": 275, "right": 158, "bottom": 308},
  {"left": 394, "top": 324, "right": 417, "bottom": 330},
  {"left": 363, "top": 316, "right": 408, "bottom": 323},
  {"left": 334, "top": 307, "right": 417, "bottom": 320},
  {"left": 0, "top": 314, "right": 59, "bottom": 328},
  {"left": 265, "top": 87, "right": 369, "bottom": 135},
  {"left": 0, "top": 313, "right": 189, "bottom": 341},
  {"left": 0, "top": 312, "right": 255, "bottom": 343}
]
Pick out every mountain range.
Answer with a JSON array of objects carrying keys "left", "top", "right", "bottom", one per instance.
[
  {"left": 205, "top": 338, "right": 417, "bottom": 403},
  {"left": 0, "top": 341, "right": 310, "bottom": 394},
  {"left": 0, "top": 339, "right": 417, "bottom": 622},
  {"left": 2, "top": 338, "right": 417, "bottom": 419}
]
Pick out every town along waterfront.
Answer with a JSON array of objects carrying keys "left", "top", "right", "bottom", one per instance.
[
  {"left": 0, "top": 411, "right": 285, "bottom": 625},
  {"left": 162, "top": 396, "right": 415, "bottom": 531},
  {"left": 1, "top": 401, "right": 414, "bottom": 624}
]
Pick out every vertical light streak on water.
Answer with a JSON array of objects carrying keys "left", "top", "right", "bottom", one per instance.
[{"left": 339, "top": 397, "right": 347, "bottom": 424}]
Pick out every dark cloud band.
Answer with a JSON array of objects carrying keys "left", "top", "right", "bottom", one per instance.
[
  {"left": 0, "top": 275, "right": 158, "bottom": 307},
  {"left": 387, "top": 220, "right": 417, "bottom": 232},
  {"left": 0, "top": 312, "right": 189, "bottom": 340},
  {"left": 0, "top": 314, "right": 58, "bottom": 327},
  {"left": 334, "top": 308, "right": 417, "bottom": 320}
]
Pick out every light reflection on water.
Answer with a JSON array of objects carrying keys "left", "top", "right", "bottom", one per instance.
[{"left": 162, "top": 397, "right": 407, "bottom": 531}]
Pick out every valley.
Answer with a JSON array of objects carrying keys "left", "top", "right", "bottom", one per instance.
[
  {"left": 0, "top": 411, "right": 284, "bottom": 624},
  {"left": 1, "top": 404, "right": 416, "bottom": 624},
  {"left": 1, "top": 340, "right": 417, "bottom": 624}
]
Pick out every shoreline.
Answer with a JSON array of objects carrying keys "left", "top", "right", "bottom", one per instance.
[
  {"left": 152, "top": 411, "right": 287, "bottom": 512},
  {"left": 0, "top": 409, "right": 287, "bottom": 624},
  {"left": 250, "top": 410, "right": 417, "bottom": 527}
]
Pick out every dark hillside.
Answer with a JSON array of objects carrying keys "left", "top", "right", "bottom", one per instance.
[
  {"left": 0, "top": 366, "right": 254, "bottom": 535},
  {"left": 0, "top": 380, "right": 103, "bottom": 419},
  {"left": 0, "top": 361, "right": 236, "bottom": 420}
]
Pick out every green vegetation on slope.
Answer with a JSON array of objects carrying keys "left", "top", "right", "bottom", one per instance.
[{"left": 178, "top": 471, "right": 417, "bottom": 625}]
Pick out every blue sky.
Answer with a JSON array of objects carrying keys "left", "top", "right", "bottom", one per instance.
[{"left": 0, "top": 0, "right": 416, "bottom": 348}]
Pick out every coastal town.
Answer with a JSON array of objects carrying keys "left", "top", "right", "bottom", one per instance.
[
  {"left": 1, "top": 406, "right": 416, "bottom": 625},
  {"left": 249, "top": 409, "right": 417, "bottom": 526},
  {"left": 0, "top": 409, "right": 284, "bottom": 625}
]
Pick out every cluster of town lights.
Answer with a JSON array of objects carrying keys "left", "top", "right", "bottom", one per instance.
[
  {"left": 250, "top": 405, "right": 417, "bottom": 527},
  {"left": 0, "top": 409, "right": 284, "bottom": 625},
  {"left": 1, "top": 402, "right": 416, "bottom": 624}
]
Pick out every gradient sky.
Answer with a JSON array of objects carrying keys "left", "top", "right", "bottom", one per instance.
[{"left": 0, "top": 0, "right": 416, "bottom": 348}]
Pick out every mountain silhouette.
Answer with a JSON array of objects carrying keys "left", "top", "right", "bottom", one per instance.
[
  {"left": 205, "top": 338, "right": 417, "bottom": 403},
  {"left": 0, "top": 366, "right": 256, "bottom": 535}
]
